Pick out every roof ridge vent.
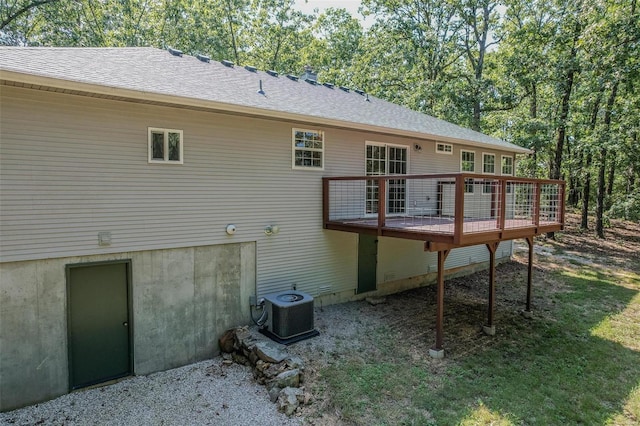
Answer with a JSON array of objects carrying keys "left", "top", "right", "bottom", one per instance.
[
  {"left": 244, "top": 65, "right": 257, "bottom": 72},
  {"left": 221, "top": 60, "right": 234, "bottom": 68},
  {"left": 266, "top": 70, "right": 279, "bottom": 77},
  {"left": 304, "top": 78, "right": 318, "bottom": 85},
  {"left": 286, "top": 74, "right": 299, "bottom": 81},
  {"left": 323, "top": 82, "right": 335, "bottom": 89},
  {"left": 168, "top": 48, "right": 183, "bottom": 57},
  {"left": 339, "top": 86, "right": 350, "bottom": 92},
  {"left": 354, "top": 89, "right": 365, "bottom": 96},
  {"left": 196, "top": 54, "right": 210, "bottom": 63}
]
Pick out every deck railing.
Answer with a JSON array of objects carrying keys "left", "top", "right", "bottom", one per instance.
[{"left": 323, "top": 173, "right": 565, "bottom": 248}]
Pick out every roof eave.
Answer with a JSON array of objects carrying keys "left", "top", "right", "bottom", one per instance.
[{"left": 0, "top": 70, "right": 532, "bottom": 154}]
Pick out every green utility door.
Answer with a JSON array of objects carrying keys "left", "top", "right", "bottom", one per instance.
[
  {"left": 67, "top": 261, "right": 132, "bottom": 389},
  {"left": 357, "top": 234, "right": 378, "bottom": 294}
]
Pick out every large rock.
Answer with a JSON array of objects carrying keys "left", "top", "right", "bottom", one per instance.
[
  {"left": 253, "top": 341, "right": 287, "bottom": 363},
  {"left": 269, "top": 368, "right": 300, "bottom": 390},
  {"left": 277, "top": 387, "right": 304, "bottom": 416},
  {"left": 218, "top": 329, "right": 237, "bottom": 353}
]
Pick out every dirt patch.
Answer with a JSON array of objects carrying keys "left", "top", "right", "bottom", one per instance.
[{"left": 290, "top": 213, "right": 640, "bottom": 425}]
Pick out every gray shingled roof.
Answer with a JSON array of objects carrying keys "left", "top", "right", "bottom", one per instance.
[{"left": 0, "top": 47, "right": 529, "bottom": 153}]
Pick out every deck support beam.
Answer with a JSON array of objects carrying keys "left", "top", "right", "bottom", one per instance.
[
  {"left": 483, "top": 242, "right": 500, "bottom": 336},
  {"left": 429, "top": 249, "right": 450, "bottom": 359},
  {"left": 522, "top": 236, "right": 535, "bottom": 319}
]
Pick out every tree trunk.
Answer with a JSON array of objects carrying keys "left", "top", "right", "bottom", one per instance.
[
  {"left": 225, "top": 0, "right": 240, "bottom": 64},
  {"left": 548, "top": 21, "right": 580, "bottom": 238},
  {"left": 581, "top": 152, "right": 592, "bottom": 229},
  {"left": 605, "top": 155, "right": 616, "bottom": 210},
  {"left": 568, "top": 149, "right": 581, "bottom": 207},
  {"left": 596, "top": 81, "right": 619, "bottom": 238},
  {"left": 581, "top": 92, "right": 602, "bottom": 229}
]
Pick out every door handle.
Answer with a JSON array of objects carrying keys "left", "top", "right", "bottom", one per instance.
[{"left": 123, "top": 322, "right": 128, "bottom": 327}]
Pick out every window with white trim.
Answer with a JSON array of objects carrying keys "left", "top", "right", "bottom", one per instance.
[
  {"left": 482, "top": 181, "right": 493, "bottom": 194},
  {"left": 502, "top": 155, "right": 514, "bottom": 175},
  {"left": 461, "top": 150, "right": 475, "bottom": 172},
  {"left": 465, "top": 178, "right": 474, "bottom": 194},
  {"left": 483, "top": 153, "right": 496, "bottom": 174},
  {"left": 436, "top": 142, "right": 453, "bottom": 154},
  {"left": 293, "top": 128, "right": 324, "bottom": 169},
  {"left": 148, "top": 128, "right": 183, "bottom": 164}
]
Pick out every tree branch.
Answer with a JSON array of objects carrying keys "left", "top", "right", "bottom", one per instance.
[{"left": 0, "top": 0, "right": 59, "bottom": 30}]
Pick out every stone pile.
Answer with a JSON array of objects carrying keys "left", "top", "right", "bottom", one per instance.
[{"left": 219, "top": 326, "right": 311, "bottom": 416}]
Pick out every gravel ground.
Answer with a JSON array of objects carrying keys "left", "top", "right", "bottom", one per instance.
[{"left": 0, "top": 360, "right": 301, "bottom": 426}]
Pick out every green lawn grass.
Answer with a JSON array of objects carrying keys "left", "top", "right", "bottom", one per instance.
[{"left": 320, "top": 251, "right": 640, "bottom": 425}]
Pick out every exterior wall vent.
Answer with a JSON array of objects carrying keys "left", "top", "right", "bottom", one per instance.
[
  {"left": 266, "top": 70, "right": 279, "bottom": 77},
  {"left": 196, "top": 54, "right": 210, "bottom": 63},
  {"left": 286, "top": 74, "right": 299, "bottom": 82},
  {"left": 168, "top": 48, "right": 183, "bottom": 57},
  {"left": 323, "top": 82, "right": 335, "bottom": 89},
  {"left": 260, "top": 290, "right": 318, "bottom": 343},
  {"left": 354, "top": 89, "right": 365, "bottom": 96},
  {"left": 339, "top": 86, "right": 350, "bottom": 92},
  {"left": 221, "top": 60, "right": 234, "bottom": 68},
  {"left": 244, "top": 65, "right": 257, "bottom": 72}
]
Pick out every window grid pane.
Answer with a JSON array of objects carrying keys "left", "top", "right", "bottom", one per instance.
[
  {"left": 293, "top": 129, "right": 323, "bottom": 169},
  {"left": 168, "top": 132, "right": 181, "bottom": 161},
  {"left": 483, "top": 154, "right": 495, "bottom": 174},
  {"left": 152, "top": 132, "right": 164, "bottom": 160},
  {"left": 462, "top": 151, "right": 475, "bottom": 172}
]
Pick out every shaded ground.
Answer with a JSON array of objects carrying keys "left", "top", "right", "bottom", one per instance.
[{"left": 290, "top": 213, "right": 640, "bottom": 425}]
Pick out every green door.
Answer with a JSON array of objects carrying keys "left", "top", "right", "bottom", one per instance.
[
  {"left": 67, "top": 261, "right": 131, "bottom": 389},
  {"left": 357, "top": 234, "right": 378, "bottom": 294}
]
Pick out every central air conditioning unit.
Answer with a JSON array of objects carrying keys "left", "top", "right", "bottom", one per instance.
[{"left": 260, "top": 290, "right": 319, "bottom": 344}]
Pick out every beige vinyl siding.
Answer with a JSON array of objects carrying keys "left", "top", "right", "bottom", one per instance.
[
  {"left": 1, "top": 86, "right": 515, "bottom": 297},
  {"left": 0, "top": 87, "right": 353, "bottom": 297}
]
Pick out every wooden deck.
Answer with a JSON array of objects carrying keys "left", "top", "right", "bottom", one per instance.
[
  {"left": 323, "top": 173, "right": 565, "bottom": 357},
  {"left": 323, "top": 173, "right": 565, "bottom": 251}
]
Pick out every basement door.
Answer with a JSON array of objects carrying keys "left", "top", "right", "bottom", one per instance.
[
  {"left": 357, "top": 234, "right": 378, "bottom": 294},
  {"left": 67, "top": 261, "right": 132, "bottom": 389}
]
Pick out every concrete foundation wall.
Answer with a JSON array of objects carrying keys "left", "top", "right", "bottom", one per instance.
[{"left": 0, "top": 242, "right": 255, "bottom": 411}]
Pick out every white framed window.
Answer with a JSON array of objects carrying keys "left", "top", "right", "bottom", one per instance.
[
  {"left": 148, "top": 128, "right": 183, "bottom": 164},
  {"left": 461, "top": 150, "right": 475, "bottom": 172},
  {"left": 293, "top": 128, "right": 324, "bottom": 169},
  {"left": 482, "top": 181, "right": 493, "bottom": 194},
  {"left": 483, "top": 153, "right": 496, "bottom": 174},
  {"left": 502, "top": 155, "right": 514, "bottom": 175},
  {"left": 464, "top": 178, "right": 474, "bottom": 194},
  {"left": 365, "top": 142, "right": 409, "bottom": 215},
  {"left": 436, "top": 142, "right": 453, "bottom": 155}
]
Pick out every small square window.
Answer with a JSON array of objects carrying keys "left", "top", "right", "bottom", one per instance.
[
  {"left": 482, "top": 181, "right": 494, "bottom": 194},
  {"left": 502, "top": 156, "right": 514, "bottom": 175},
  {"left": 293, "top": 128, "right": 324, "bottom": 169},
  {"left": 148, "top": 128, "right": 183, "bottom": 164},
  {"left": 436, "top": 142, "right": 453, "bottom": 154},
  {"left": 483, "top": 153, "right": 496, "bottom": 174}
]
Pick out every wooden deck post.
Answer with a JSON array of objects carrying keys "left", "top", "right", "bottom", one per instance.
[
  {"left": 378, "top": 177, "right": 386, "bottom": 234},
  {"left": 523, "top": 236, "right": 535, "bottom": 318},
  {"left": 430, "top": 249, "right": 450, "bottom": 359},
  {"left": 483, "top": 242, "right": 499, "bottom": 336}
]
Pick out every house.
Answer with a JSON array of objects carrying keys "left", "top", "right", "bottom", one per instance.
[{"left": 0, "top": 47, "right": 564, "bottom": 411}]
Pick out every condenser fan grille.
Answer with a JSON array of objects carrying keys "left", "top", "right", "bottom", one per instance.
[{"left": 276, "top": 293, "right": 304, "bottom": 303}]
